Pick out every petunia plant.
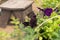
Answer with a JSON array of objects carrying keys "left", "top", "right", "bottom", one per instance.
[
  {"left": 10, "top": 12, "right": 60, "bottom": 40},
  {"left": 35, "top": 0, "right": 60, "bottom": 17},
  {"left": 34, "top": 15, "right": 60, "bottom": 40}
]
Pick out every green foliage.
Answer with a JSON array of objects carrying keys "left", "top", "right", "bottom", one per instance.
[
  {"left": 10, "top": 12, "right": 60, "bottom": 40},
  {"left": 35, "top": 15, "right": 60, "bottom": 40},
  {"left": 34, "top": 0, "right": 41, "bottom": 7},
  {"left": 35, "top": 0, "right": 60, "bottom": 8},
  {"left": 10, "top": 17, "right": 24, "bottom": 40},
  {"left": 37, "top": 13, "right": 44, "bottom": 25},
  {"left": 42, "top": 0, "right": 59, "bottom": 8},
  {"left": 23, "top": 26, "right": 35, "bottom": 40},
  {"left": 0, "top": 31, "right": 11, "bottom": 40},
  {"left": 50, "top": 12, "right": 58, "bottom": 17},
  {"left": 10, "top": 17, "right": 20, "bottom": 25}
]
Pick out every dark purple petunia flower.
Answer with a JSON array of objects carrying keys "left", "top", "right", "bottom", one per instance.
[
  {"left": 23, "top": 22, "right": 29, "bottom": 27},
  {"left": 37, "top": 7, "right": 53, "bottom": 16},
  {"left": 44, "top": 8, "right": 53, "bottom": 16},
  {"left": 29, "top": 14, "right": 37, "bottom": 28},
  {"left": 23, "top": 14, "right": 37, "bottom": 28}
]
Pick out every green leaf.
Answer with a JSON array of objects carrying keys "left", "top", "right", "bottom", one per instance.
[{"left": 39, "top": 36, "right": 43, "bottom": 40}]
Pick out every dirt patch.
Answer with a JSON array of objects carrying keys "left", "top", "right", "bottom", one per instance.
[{"left": 0, "top": 25, "right": 14, "bottom": 33}]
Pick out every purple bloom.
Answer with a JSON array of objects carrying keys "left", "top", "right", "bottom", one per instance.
[
  {"left": 44, "top": 8, "right": 53, "bottom": 16},
  {"left": 23, "top": 22, "right": 29, "bottom": 27},
  {"left": 23, "top": 14, "right": 37, "bottom": 28},
  {"left": 37, "top": 7, "right": 53, "bottom": 16},
  {"left": 29, "top": 14, "right": 37, "bottom": 28}
]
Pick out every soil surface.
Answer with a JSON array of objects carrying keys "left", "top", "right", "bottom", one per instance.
[{"left": 0, "top": 25, "right": 14, "bottom": 33}]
